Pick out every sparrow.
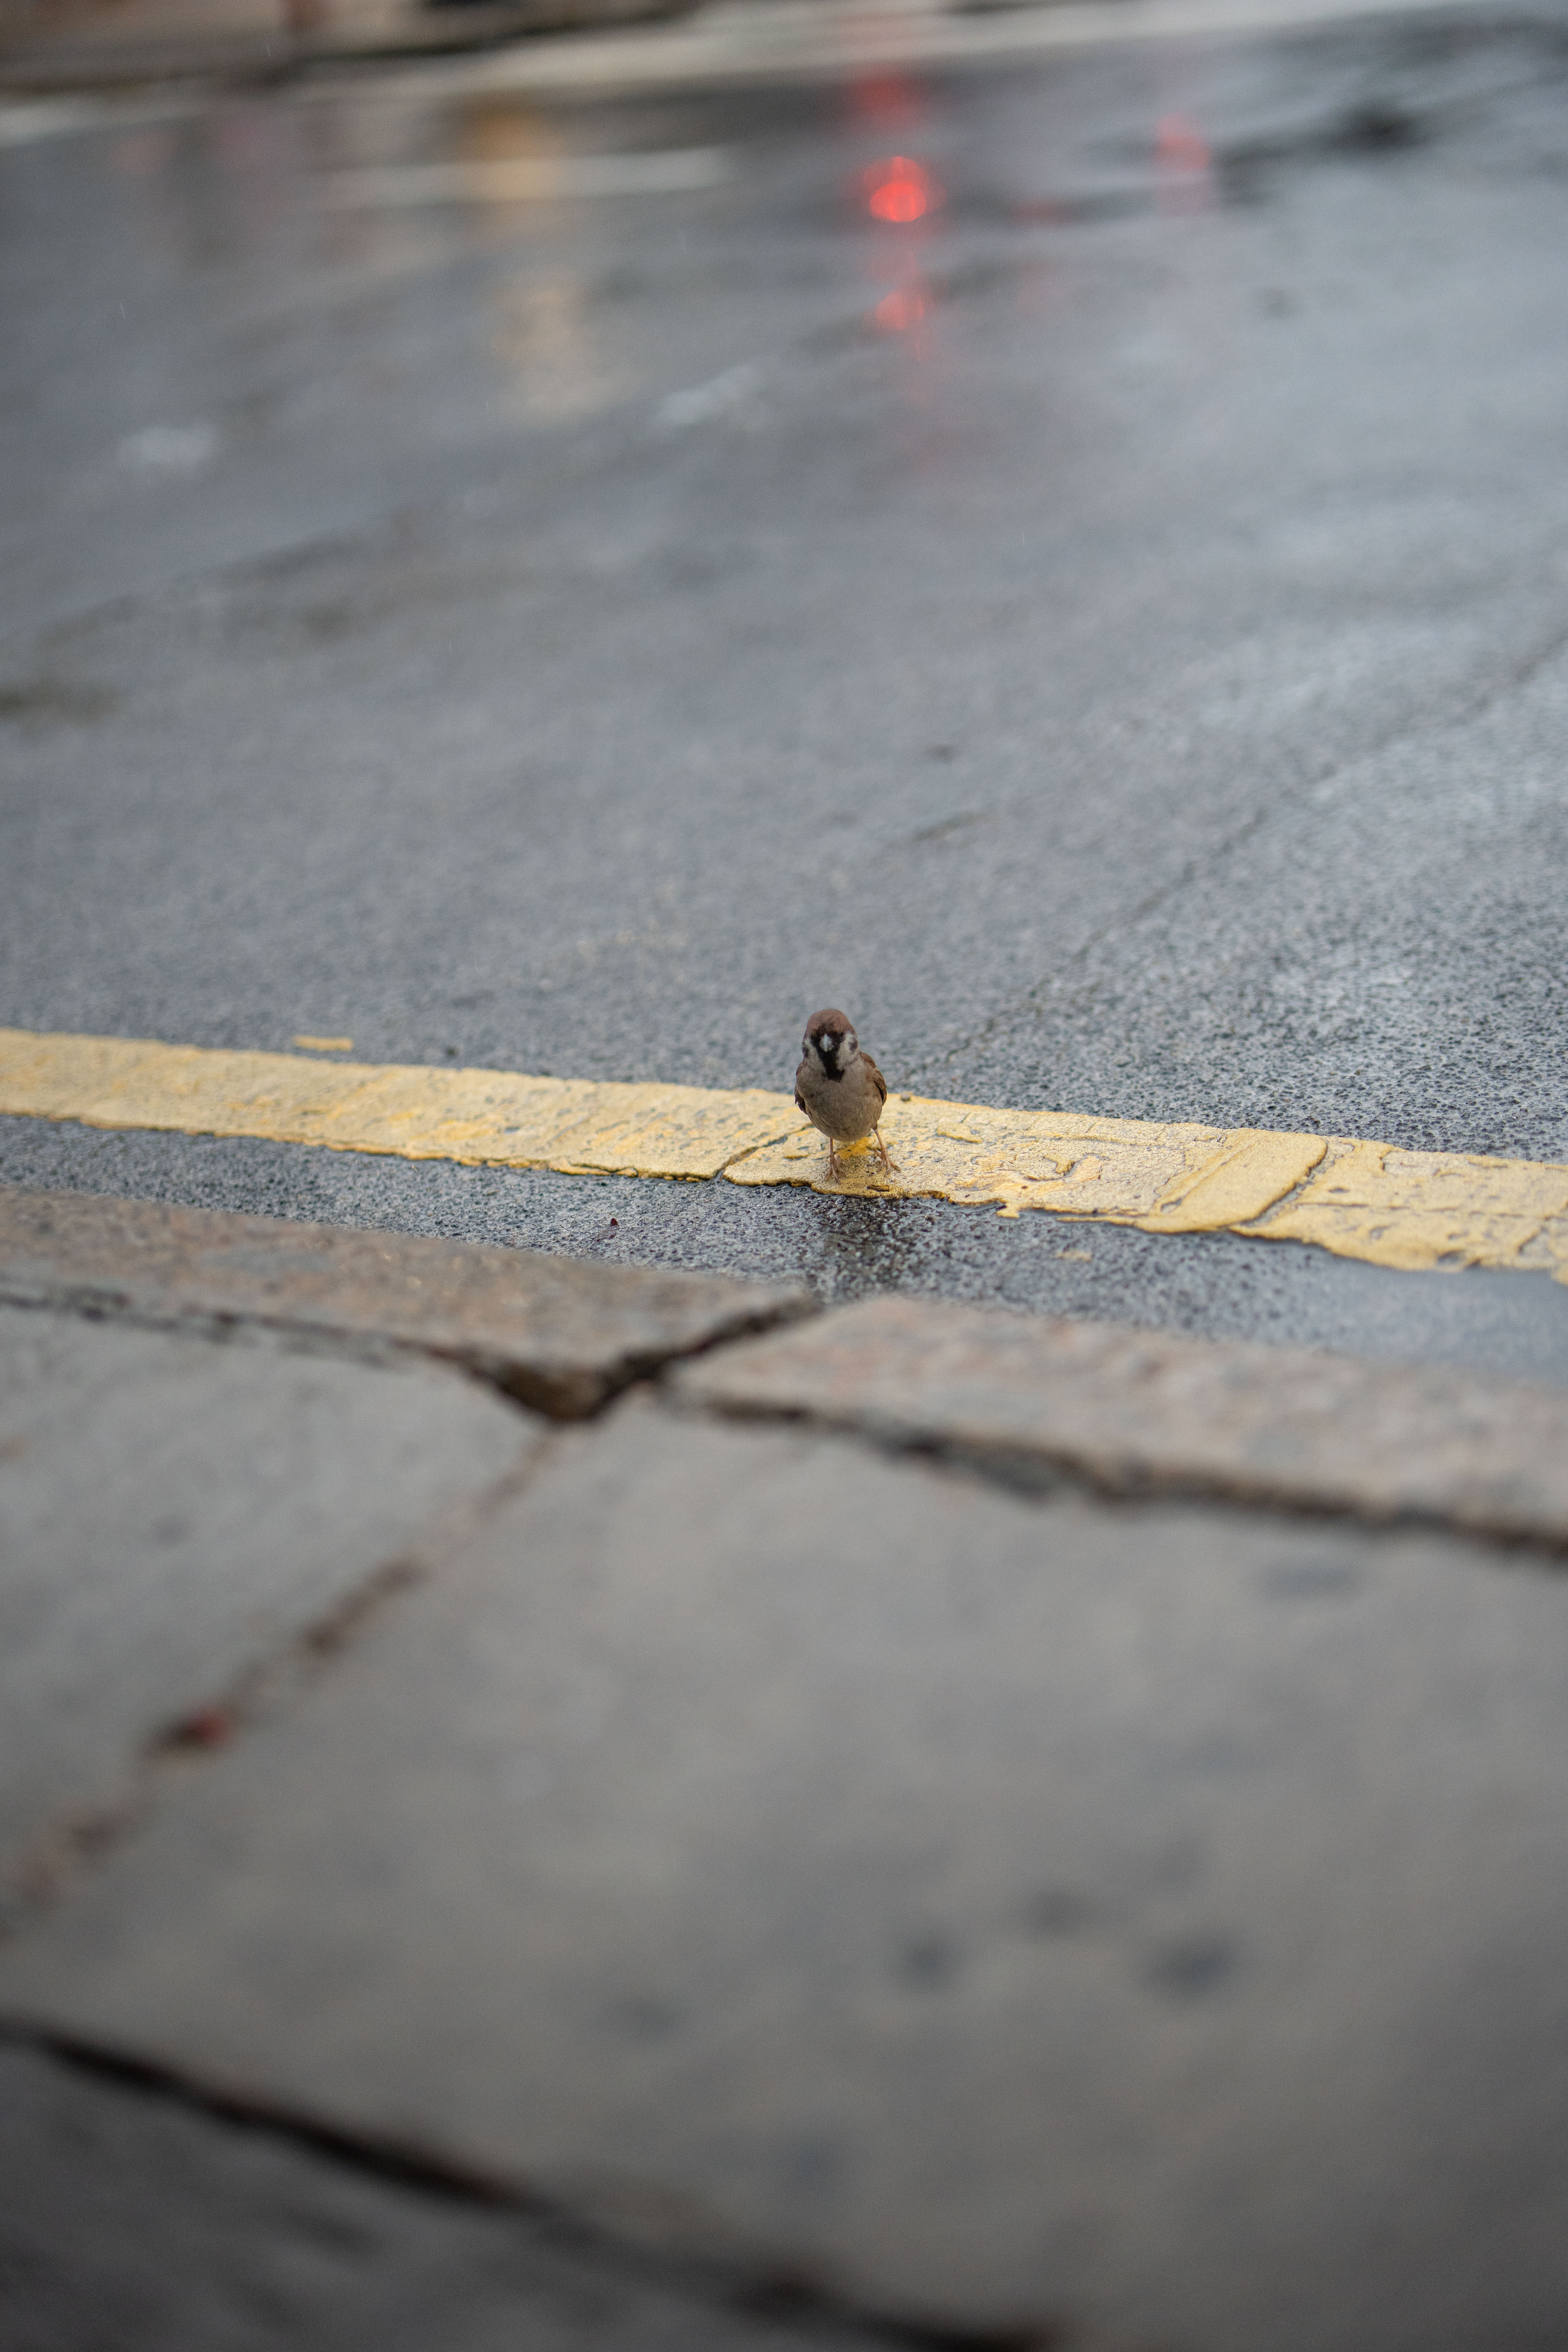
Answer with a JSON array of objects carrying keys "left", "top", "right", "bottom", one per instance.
[{"left": 794, "top": 1009, "right": 895, "bottom": 1180}]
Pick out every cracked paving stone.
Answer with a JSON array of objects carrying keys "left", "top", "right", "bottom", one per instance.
[
  {"left": 0, "top": 2041, "right": 920, "bottom": 2352},
  {"left": 0, "top": 1186, "right": 808, "bottom": 1418},
  {"left": 2, "top": 1401, "right": 1566, "bottom": 2351},
  {"left": 673, "top": 1294, "right": 1568, "bottom": 1549},
  {"left": 0, "top": 1300, "right": 534, "bottom": 1907}
]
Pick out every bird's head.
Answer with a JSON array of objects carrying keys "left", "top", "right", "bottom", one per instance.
[{"left": 802, "top": 1009, "right": 857, "bottom": 1078}]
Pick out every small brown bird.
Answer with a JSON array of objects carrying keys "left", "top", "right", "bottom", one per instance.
[{"left": 794, "top": 1009, "right": 895, "bottom": 1180}]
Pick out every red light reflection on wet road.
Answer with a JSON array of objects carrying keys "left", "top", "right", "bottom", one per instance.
[
  {"left": 863, "top": 155, "right": 942, "bottom": 225},
  {"left": 853, "top": 102, "right": 942, "bottom": 349}
]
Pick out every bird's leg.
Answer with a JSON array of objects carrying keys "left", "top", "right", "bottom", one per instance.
[
  {"left": 827, "top": 1140, "right": 841, "bottom": 1180},
  {"left": 875, "top": 1127, "right": 898, "bottom": 1172}
]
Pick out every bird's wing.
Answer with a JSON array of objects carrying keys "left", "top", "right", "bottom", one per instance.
[
  {"left": 794, "top": 1085, "right": 808, "bottom": 1115},
  {"left": 861, "top": 1054, "right": 889, "bottom": 1108}
]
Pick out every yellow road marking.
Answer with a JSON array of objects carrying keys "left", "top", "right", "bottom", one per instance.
[
  {"left": 292, "top": 1034, "right": 355, "bottom": 1054},
  {"left": 728, "top": 1098, "right": 1328, "bottom": 1230},
  {"left": 2, "top": 1027, "right": 1566, "bottom": 1287},
  {"left": 0, "top": 1030, "right": 794, "bottom": 1180}
]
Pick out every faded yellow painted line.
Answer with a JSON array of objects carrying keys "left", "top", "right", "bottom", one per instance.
[
  {"left": 3, "top": 1027, "right": 1567, "bottom": 1286},
  {"left": 0, "top": 1029, "right": 788, "bottom": 1179},
  {"left": 728, "top": 1098, "right": 1328, "bottom": 1230}
]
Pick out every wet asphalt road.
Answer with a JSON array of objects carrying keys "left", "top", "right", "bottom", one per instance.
[{"left": 3, "top": 0, "right": 1568, "bottom": 1377}]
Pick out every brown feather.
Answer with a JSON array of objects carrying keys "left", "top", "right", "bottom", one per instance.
[{"left": 861, "top": 1053, "right": 889, "bottom": 1108}]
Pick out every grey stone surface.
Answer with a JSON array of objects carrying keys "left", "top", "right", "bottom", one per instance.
[
  {"left": 4, "top": 1401, "right": 1567, "bottom": 2350},
  {"left": 0, "top": 1184, "right": 806, "bottom": 1418},
  {"left": 0, "top": 1300, "right": 533, "bottom": 1902},
  {"left": 676, "top": 1293, "right": 1568, "bottom": 1546},
  {"left": 0, "top": 2042, "right": 901, "bottom": 2352}
]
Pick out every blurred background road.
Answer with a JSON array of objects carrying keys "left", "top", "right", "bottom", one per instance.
[{"left": 3, "top": 0, "right": 1568, "bottom": 1369}]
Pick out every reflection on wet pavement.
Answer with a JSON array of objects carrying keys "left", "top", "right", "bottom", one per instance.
[
  {"left": 9, "top": 5, "right": 1546, "bottom": 659},
  {"left": 0, "top": 9, "right": 1555, "bottom": 624},
  {"left": 328, "top": 144, "right": 734, "bottom": 203},
  {"left": 491, "top": 272, "right": 628, "bottom": 419}
]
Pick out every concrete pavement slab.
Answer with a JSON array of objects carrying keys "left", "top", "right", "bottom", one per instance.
[
  {"left": 4, "top": 1401, "right": 1566, "bottom": 2349},
  {"left": 676, "top": 1293, "right": 1568, "bottom": 1548},
  {"left": 0, "top": 2039, "right": 902, "bottom": 2352},
  {"left": 0, "top": 1298, "right": 533, "bottom": 1906},
  {"left": 0, "top": 1184, "right": 806, "bottom": 1415}
]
